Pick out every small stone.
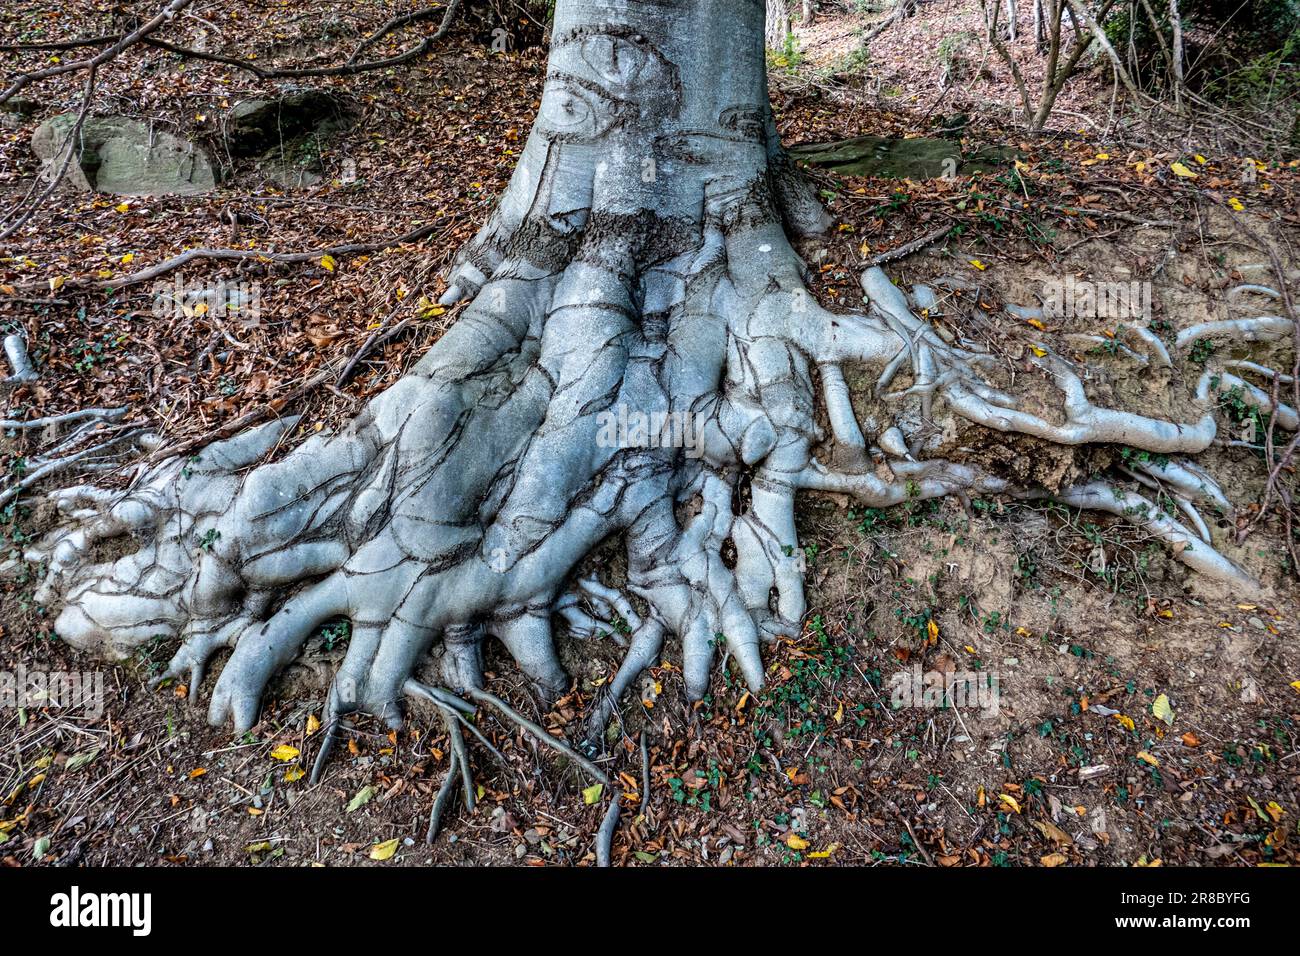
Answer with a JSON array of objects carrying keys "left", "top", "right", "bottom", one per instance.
[{"left": 1, "top": 96, "right": 39, "bottom": 116}]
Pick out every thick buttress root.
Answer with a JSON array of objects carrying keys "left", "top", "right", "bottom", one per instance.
[{"left": 17, "top": 0, "right": 1291, "bottom": 858}]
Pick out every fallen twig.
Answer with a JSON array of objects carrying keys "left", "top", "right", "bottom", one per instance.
[
  {"left": 10, "top": 219, "right": 451, "bottom": 294},
  {"left": 0, "top": 0, "right": 193, "bottom": 107},
  {"left": 0, "top": 63, "right": 98, "bottom": 244},
  {"left": 865, "top": 226, "right": 952, "bottom": 268}
]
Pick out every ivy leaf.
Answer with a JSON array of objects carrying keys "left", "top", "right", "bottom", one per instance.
[
  {"left": 65, "top": 747, "right": 101, "bottom": 771},
  {"left": 1152, "top": 694, "right": 1174, "bottom": 726},
  {"left": 347, "top": 785, "right": 376, "bottom": 813}
]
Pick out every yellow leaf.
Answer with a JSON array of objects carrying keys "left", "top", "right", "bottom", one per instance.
[
  {"left": 582, "top": 783, "right": 604, "bottom": 805},
  {"left": 1033, "top": 819, "right": 1073, "bottom": 846},
  {"left": 926, "top": 619, "right": 939, "bottom": 641},
  {"left": 320, "top": 254, "right": 337, "bottom": 273},
  {"left": 114, "top": 202, "right": 130, "bottom": 213},
  {"left": 785, "top": 834, "right": 809, "bottom": 850},
  {"left": 270, "top": 744, "right": 300, "bottom": 762},
  {"left": 1290, "top": 680, "right": 1300, "bottom": 693},
  {"left": 1228, "top": 197, "right": 1245, "bottom": 211},
  {"left": 833, "top": 700, "right": 843, "bottom": 724},
  {"left": 1152, "top": 693, "right": 1174, "bottom": 726},
  {"left": 1170, "top": 162, "right": 1198, "bottom": 179},
  {"left": 306, "top": 714, "right": 321, "bottom": 735},
  {"left": 120, "top": 253, "right": 134, "bottom": 264},
  {"left": 1026, "top": 317, "right": 1046, "bottom": 331},
  {"left": 49, "top": 276, "right": 66, "bottom": 292},
  {"left": 1137, "top": 751, "right": 1160, "bottom": 767},
  {"left": 999, "top": 794, "right": 1022, "bottom": 813},
  {"left": 1041, "top": 852, "right": 1068, "bottom": 866},
  {"left": 1095, "top": 153, "right": 1110, "bottom": 160},
  {"left": 969, "top": 259, "right": 986, "bottom": 271},
  {"left": 808, "top": 843, "right": 840, "bottom": 859},
  {"left": 1114, "top": 714, "right": 1135, "bottom": 731},
  {"left": 1030, "top": 346, "right": 1047, "bottom": 357},
  {"left": 189, "top": 768, "right": 207, "bottom": 779},
  {"left": 1194, "top": 154, "right": 1207, "bottom": 164},
  {"left": 370, "top": 838, "right": 400, "bottom": 861},
  {"left": 1247, "top": 796, "right": 1269, "bottom": 822},
  {"left": 284, "top": 765, "right": 306, "bottom": 782}
]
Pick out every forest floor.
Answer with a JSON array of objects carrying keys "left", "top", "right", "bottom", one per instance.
[{"left": 1, "top": 2, "right": 1298, "bottom": 867}]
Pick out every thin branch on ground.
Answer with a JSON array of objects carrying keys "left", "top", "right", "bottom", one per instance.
[
  {"left": 0, "top": 0, "right": 194, "bottom": 107},
  {"left": 9, "top": 219, "right": 452, "bottom": 293},
  {"left": 140, "top": 0, "right": 465, "bottom": 80},
  {"left": 0, "top": 64, "right": 98, "bottom": 245}
]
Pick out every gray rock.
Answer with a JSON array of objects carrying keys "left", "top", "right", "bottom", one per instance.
[
  {"left": 31, "top": 115, "right": 215, "bottom": 196},
  {"left": 2, "top": 96, "right": 40, "bottom": 116},
  {"left": 1, "top": 97, "right": 40, "bottom": 128},
  {"left": 225, "top": 90, "right": 354, "bottom": 156},
  {"left": 224, "top": 90, "right": 354, "bottom": 189},
  {"left": 788, "top": 134, "right": 1017, "bottom": 180}
]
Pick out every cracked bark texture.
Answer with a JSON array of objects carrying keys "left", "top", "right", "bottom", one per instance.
[{"left": 27, "top": 0, "right": 1287, "bottom": 757}]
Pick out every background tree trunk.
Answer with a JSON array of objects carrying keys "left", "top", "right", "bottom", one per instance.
[{"left": 766, "top": 0, "right": 790, "bottom": 49}]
